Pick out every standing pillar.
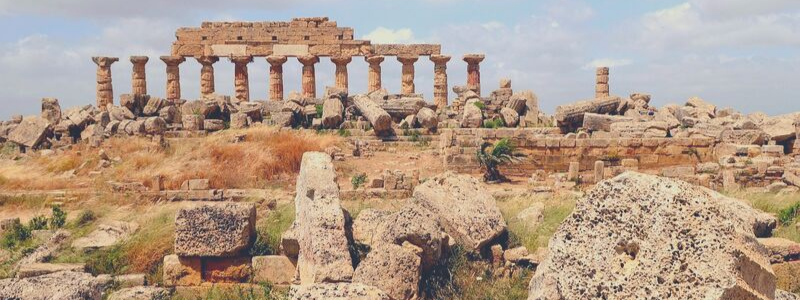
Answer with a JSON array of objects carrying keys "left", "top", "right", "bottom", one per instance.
[
  {"left": 398, "top": 55, "right": 419, "bottom": 95},
  {"left": 92, "top": 56, "right": 119, "bottom": 109},
  {"left": 196, "top": 56, "right": 219, "bottom": 98},
  {"left": 365, "top": 55, "right": 384, "bottom": 93},
  {"left": 330, "top": 55, "right": 352, "bottom": 93},
  {"left": 130, "top": 56, "right": 148, "bottom": 96},
  {"left": 596, "top": 67, "right": 610, "bottom": 98},
  {"left": 298, "top": 55, "right": 319, "bottom": 98},
  {"left": 160, "top": 56, "right": 185, "bottom": 102},
  {"left": 230, "top": 56, "right": 253, "bottom": 102},
  {"left": 463, "top": 54, "right": 486, "bottom": 96},
  {"left": 430, "top": 55, "right": 451, "bottom": 110},
  {"left": 266, "top": 55, "right": 288, "bottom": 101}
]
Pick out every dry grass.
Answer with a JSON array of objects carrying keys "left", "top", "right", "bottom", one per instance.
[{"left": 497, "top": 193, "right": 577, "bottom": 251}]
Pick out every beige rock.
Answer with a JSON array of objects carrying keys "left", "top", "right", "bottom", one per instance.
[
  {"left": 555, "top": 96, "right": 623, "bottom": 131},
  {"left": 582, "top": 113, "right": 633, "bottom": 132},
  {"left": 8, "top": 117, "right": 51, "bottom": 148},
  {"left": 0, "top": 271, "right": 110, "bottom": 300},
  {"left": 204, "top": 119, "right": 225, "bottom": 132},
  {"left": 353, "top": 243, "right": 421, "bottom": 300},
  {"left": 777, "top": 290, "right": 800, "bottom": 300},
  {"left": 352, "top": 209, "right": 391, "bottom": 245},
  {"left": 515, "top": 202, "right": 545, "bottom": 228},
  {"left": 163, "top": 255, "right": 202, "bottom": 286},
  {"left": 203, "top": 256, "right": 251, "bottom": 283},
  {"left": 759, "top": 237, "right": 800, "bottom": 264},
  {"left": 461, "top": 100, "right": 484, "bottom": 128},
  {"left": 174, "top": 203, "right": 256, "bottom": 257},
  {"left": 16, "top": 263, "right": 85, "bottom": 278},
  {"left": 252, "top": 255, "right": 296, "bottom": 285},
  {"left": 322, "top": 97, "right": 344, "bottom": 129},
  {"left": 609, "top": 121, "right": 669, "bottom": 138},
  {"left": 353, "top": 94, "right": 392, "bottom": 135},
  {"left": 685, "top": 96, "right": 716, "bottom": 118},
  {"left": 288, "top": 283, "right": 391, "bottom": 300},
  {"left": 108, "top": 286, "right": 172, "bottom": 300},
  {"left": 416, "top": 107, "right": 438, "bottom": 130},
  {"left": 372, "top": 204, "right": 448, "bottom": 271},
  {"left": 41, "top": 98, "right": 62, "bottom": 125},
  {"left": 500, "top": 107, "right": 520, "bottom": 127},
  {"left": 775, "top": 261, "right": 800, "bottom": 295},
  {"left": 72, "top": 221, "right": 139, "bottom": 251}
]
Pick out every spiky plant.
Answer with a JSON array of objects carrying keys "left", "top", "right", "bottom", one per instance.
[{"left": 476, "top": 138, "right": 518, "bottom": 183}]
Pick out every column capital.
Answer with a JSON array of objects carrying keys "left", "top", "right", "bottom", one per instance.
[
  {"left": 330, "top": 55, "right": 352, "bottom": 66},
  {"left": 297, "top": 55, "right": 320, "bottom": 66},
  {"left": 365, "top": 55, "right": 385, "bottom": 65},
  {"left": 596, "top": 66, "right": 609, "bottom": 75},
  {"left": 160, "top": 56, "right": 186, "bottom": 66},
  {"left": 130, "top": 56, "right": 149, "bottom": 65},
  {"left": 229, "top": 55, "right": 253, "bottom": 64},
  {"left": 195, "top": 56, "right": 219, "bottom": 65},
  {"left": 397, "top": 55, "right": 419, "bottom": 65},
  {"left": 266, "top": 55, "right": 288, "bottom": 66},
  {"left": 430, "top": 54, "right": 452, "bottom": 65},
  {"left": 463, "top": 54, "right": 486, "bottom": 64},
  {"left": 92, "top": 56, "right": 119, "bottom": 67}
]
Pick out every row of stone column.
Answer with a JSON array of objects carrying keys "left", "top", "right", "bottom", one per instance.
[{"left": 91, "top": 54, "right": 486, "bottom": 110}]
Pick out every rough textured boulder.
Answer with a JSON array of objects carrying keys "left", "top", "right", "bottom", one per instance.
[
  {"left": 108, "top": 286, "right": 172, "bottom": 300},
  {"left": 252, "top": 255, "right": 296, "bottom": 285},
  {"left": 72, "top": 221, "right": 139, "bottom": 251},
  {"left": 777, "top": 290, "right": 800, "bottom": 300},
  {"left": 353, "top": 209, "right": 391, "bottom": 245},
  {"left": 8, "top": 117, "right": 51, "bottom": 148},
  {"left": 289, "top": 283, "right": 391, "bottom": 300},
  {"left": 500, "top": 107, "right": 520, "bottom": 127},
  {"left": 416, "top": 107, "right": 438, "bottom": 130},
  {"left": 686, "top": 96, "right": 717, "bottom": 118},
  {"left": 322, "top": 97, "right": 344, "bottom": 129},
  {"left": 41, "top": 98, "right": 62, "bottom": 125},
  {"left": 371, "top": 204, "right": 447, "bottom": 271},
  {"left": 143, "top": 117, "right": 167, "bottom": 135},
  {"left": 412, "top": 172, "right": 507, "bottom": 251},
  {"left": 461, "top": 99, "right": 484, "bottom": 128},
  {"left": 555, "top": 96, "right": 623, "bottom": 131},
  {"left": 761, "top": 114, "right": 797, "bottom": 142},
  {"left": 720, "top": 129, "right": 768, "bottom": 145},
  {"left": 528, "top": 172, "right": 776, "bottom": 300},
  {"left": 17, "top": 263, "right": 85, "bottom": 278},
  {"left": 174, "top": 203, "right": 256, "bottom": 257},
  {"left": 293, "top": 152, "right": 354, "bottom": 284},
  {"left": 353, "top": 243, "right": 421, "bottom": 300},
  {"left": 0, "top": 271, "right": 110, "bottom": 300},
  {"left": 582, "top": 113, "right": 633, "bottom": 132},
  {"left": 609, "top": 121, "right": 669, "bottom": 138},
  {"left": 353, "top": 94, "right": 392, "bottom": 135}
]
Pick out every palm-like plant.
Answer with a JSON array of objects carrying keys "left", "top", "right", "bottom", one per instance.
[{"left": 476, "top": 138, "right": 518, "bottom": 183}]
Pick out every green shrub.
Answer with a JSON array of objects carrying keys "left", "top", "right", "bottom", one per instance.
[
  {"left": 28, "top": 215, "right": 48, "bottom": 231},
  {"left": 482, "top": 118, "right": 505, "bottom": 129},
  {"left": 409, "top": 130, "right": 422, "bottom": 142},
  {"left": 1, "top": 222, "right": 31, "bottom": 249},
  {"left": 351, "top": 174, "right": 367, "bottom": 190},
  {"left": 49, "top": 206, "right": 67, "bottom": 229},
  {"left": 251, "top": 204, "right": 295, "bottom": 257},
  {"left": 473, "top": 101, "right": 486, "bottom": 110},
  {"left": 315, "top": 104, "right": 324, "bottom": 118},
  {"left": 779, "top": 201, "right": 800, "bottom": 225},
  {"left": 337, "top": 128, "right": 351, "bottom": 137},
  {"left": 85, "top": 245, "right": 128, "bottom": 275},
  {"left": 74, "top": 210, "right": 97, "bottom": 227}
]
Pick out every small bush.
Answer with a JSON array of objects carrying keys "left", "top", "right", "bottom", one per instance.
[
  {"left": 779, "top": 201, "right": 800, "bottom": 225},
  {"left": 28, "top": 215, "right": 48, "bottom": 231},
  {"left": 1, "top": 222, "right": 32, "bottom": 249},
  {"left": 85, "top": 245, "right": 128, "bottom": 275},
  {"left": 351, "top": 174, "right": 367, "bottom": 190},
  {"left": 483, "top": 118, "right": 505, "bottom": 129},
  {"left": 337, "top": 128, "right": 351, "bottom": 137},
  {"left": 473, "top": 102, "right": 486, "bottom": 110},
  {"left": 74, "top": 210, "right": 97, "bottom": 227},
  {"left": 251, "top": 204, "right": 295, "bottom": 257},
  {"left": 49, "top": 206, "right": 67, "bottom": 229},
  {"left": 409, "top": 130, "right": 422, "bottom": 142},
  {"left": 315, "top": 104, "right": 324, "bottom": 118}
]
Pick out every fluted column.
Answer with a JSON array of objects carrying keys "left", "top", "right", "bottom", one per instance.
[
  {"left": 398, "top": 55, "right": 419, "bottom": 95},
  {"left": 298, "top": 55, "right": 319, "bottom": 98},
  {"left": 92, "top": 56, "right": 119, "bottom": 109},
  {"left": 330, "top": 55, "right": 352, "bottom": 93},
  {"left": 365, "top": 55, "right": 384, "bottom": 93},
  {"left": 160, "top": 56, "right": 185, "bottom": 102},
  {"left": 463, "top": 54, "right": 485, "bottom": 96},
  {"left": 230, "top": 56, "right": 253, "bottom": 102},
  {"left": 596, "top": 67, "right": 610, "bottom": 98},
  {"left": 430, "top": 55, "right": 451, "bottom": 110},
  {"left": 266, "top": 55, "right": 288, "bottom": 101},
  {"left": 196, "top": 56, "right": 219, "bottom": 98},
  {"left": 130, "top": 56, "right": 148, "bottom": 96}
]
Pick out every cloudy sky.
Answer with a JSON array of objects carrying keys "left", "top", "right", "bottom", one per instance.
[{"left": 1, "top": 0, "right": 799, "bottom": 119}]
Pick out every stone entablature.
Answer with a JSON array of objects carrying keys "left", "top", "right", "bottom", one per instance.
[{"left": 172, "top": 17, "right": 441, "bottom": 58}]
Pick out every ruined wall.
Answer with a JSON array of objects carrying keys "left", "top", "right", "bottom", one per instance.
[{"left": 172, "top": 17, "right": 441, "bottom": 57}]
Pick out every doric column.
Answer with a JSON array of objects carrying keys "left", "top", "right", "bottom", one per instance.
[
  {"left": 230, "top": 56, "right": 253, "bottom": 102},
  {"left": 130, "top": 56, "right": 148, "bottom": 96},
  {"left": 266, "top": 55, "right": 288, "bottom": 101},
  {"left": 160, "top": 56, "right": 185, "bottom": 102},
  {"left": 330, "top": 55, "right": 352, "bottom": 93},
  {"left": 92, "top": 56, "right": 119, "bottom": 109},
  {"left": 463, "top": 54, "right": 485, "bottom": 96},
  {"left": 596, "top": 67, "right": 610, "bottom": 98},
  {"left": 397, "top": 55, "right": 419, "bottom": 95},
  {"left": 196, "top": 56, "right": 218, "bottom": 98},
  {"left": 297, "top": 55, "right": 319, "bottom": 98},
  {"left": 430, "top": 55, "right": 451, "bottom": 110},
  {"left": 365, "top": 55, "right": 384, "bottom": 93}
]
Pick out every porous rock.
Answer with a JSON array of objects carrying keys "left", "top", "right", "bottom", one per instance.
[{"left": 174, "top": 202, "right": 256, "bottom": 257}]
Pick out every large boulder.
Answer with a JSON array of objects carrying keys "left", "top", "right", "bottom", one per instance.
[
  {"left": 289, "top": 283, "right": 391, "bottom": 300},
  {"left": 0, "top": 271, "right": 110, "bottom": 300},
  {"left": 293, "top": 152, "right": 354, "bottom": 284},
  {"left": 555, "top": 96, "right": 623, "bottom": 132},
  {"left": 174, "top": 203, "right": 256, "bottom": 257},
  {"left": 412, "top": 172, "right": 507, "bottom": 252},
  {"left": 686, "top": 96, "right": 717, "bottom": 118},
  {"left": 461, "top": 99, "right": 484, "bottom": 128},
  {"left": 322, "top": 97, "right": 344, "bottom": 129},
  {"left": 373, "top": 205, "right": 447, "bottom": 271},
  {"left": 353, "top": 243, "right": 421, "bottom": 300},
  {"left": 582, "top": 113, "right": 633, "bottom": 132},
  {"left": 500, "top": 107, "right": 520, "bottom": 127},
  {"left": 528, "top": 172, "right": 777, "bottom": 300},
  {"left": 41, "top": 98, "right": 62, "bottom": 125},
  {"left": 8, "top": 117, "right": 51, "bottom": 148},
  {"left": 416, "top": 107, "right": 438, "bottom": 130},
  {"left": 761, "top": 114, "right": 797, "bottom": 142}
]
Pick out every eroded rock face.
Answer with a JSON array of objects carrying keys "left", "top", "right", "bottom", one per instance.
[
  {"left": 72, "top": 221, "right": 139, "bottom": 251},
  {"left": 288, "top": 283, "right": 391, "bottom": 300},
  {"left": 8, "top": 117, "right": 51, "bottom": 148},
  {"left": 0, "top": 271, "right": 110, "bottom": 300},
  {"left": 412, "top": 172, "right": 507, "bottom": 252},
  {"left": 174, "top": 202, "right": 256, "bottom": 257},
  {"left": 293, "top": 152, "right": 354, "bottom": 284},
  {"left": 369, "top": 204, "right": 448, "bottom": 271},
  {"left": 108, "top": 286, "right": 172, "bottom": 300},
  {"left": 353, "top": 243, "right": 421, "bottom": 300},
  {"left": 528, "top": 172, "right": 776, "bottom": 300}
]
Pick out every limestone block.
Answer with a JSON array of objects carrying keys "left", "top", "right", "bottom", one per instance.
[
  {"left": 163, "top": 255, "right": 202, "bottom": 286},
  {"left": 8, "top": 117, "right": 51, "bottom": 148},
  {"left": 353, "top": 243, "right": 421, "bottom": 300},
  {"left": 16, "top": 263, "right": 86, "bottom": 278},
  {"left": 204, "top": 119, "right": 225, "bottom": 132},
  {"left": 0, "top": 271, "right": 110, "bottom": 300},
  {"left": 203, "top": 256, "right": 251, "bottom": 283},
  {"left": 174, "top": 203, "right": 256, "bottom": 257},
  {"left": 41, "top": 98, "right": 62, "bottom": 125},
  {"left": 288, "top": 283, "right": 391, "bottom": 300},
  {"left": 108, "top": 287, "right": 172, "bottom": 300},
  {"left": 182, "top": 114, "right": 204, "bottom": 131},
  {"left": 252, "top": 255, "right": 296, "bottom": 285}
]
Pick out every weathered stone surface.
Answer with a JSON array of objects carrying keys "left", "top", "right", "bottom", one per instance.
[
  {"left": 371, "top": 204, "right": 447, "bottom": 270},
  {"left": 353, "top": 243, "right": 421, "bottom": 300},
  {"left": 528, "top": 172, "right": 776, "bottom": 300},
  {"left": 72, "top": 221, "right": 139, "bottom": 251},
  {"left": 686, "top": 96, "right": 716, "bottom": 118},
  {"left": 500, "top": 107, "right": 520, "bottom": 127},
  {"left": 759, "top": 237, "right": 800, "bottom": 263},
  {"left": 609, "top": 121, "right": 669, "bottom": 138},
  {"left": 0, "top": 271, "right": 110, "bottom": 300},
  {"left": 777, "top": 290, "right": 800, "bottom": 300},
  {"left": 204, "top": 119, "right": 225, "bottom": 132},
  {"left": 17, "top": 263, "right": 85, "bottom": 278},
  {"left": 288, "top": 283, "right": 391, "bottom": 300},
  {"left": 775, "top": 261, "right": 800, "bottom": 294},
  {"left": 555, "top": 96, "right": 623, "bottom": 131},
  {"left": 416, "top": 107, "right": 438, "bottom": 130},
  {"left": 252, "top": 255, "right": 295, "bottom": 285},
  {"left": 41, "top": 98, "right": 62, "bottom": 125},
  {"left": 108, "top": 286, "right": 172, "bottom": 300},
  {"left": 174, "top": 202, "right": 256, "bottom": 257},
  {"left": 353, "top": 94, "right": 392, "bottom": 135},
  {"left": 143, "top": 117, "right": 167, "bottom": 135},
  {"left": 293, "top": 152, "right": 354, "bottom": 284},
  {"left": 203, "top": 256, "right": 251, "bottom": 283},
  {"left": 17, "top": 229, "right": 70, "bottom": 266},
  {"left": 322, "top": 97, "right": 344, "bottom": 129},
  {"left": 582, "top": 113, "right": 633, "bottom": 132},
  {"left": 182, "top": 114, "right": 204, "bottom": 131},
  {"left": 142, "top": 97, "right": 164, "bottom": 116},
  {"left": 461, "top": 100, "right": 483, "bottom": 128},
  {"left": 720, "top": 129, "right": 768, "bottom": 145},
  {"left": 8, "top": 117, "right": 51, "bottom": 148},
  {"left": 412, "top": 172, "right": 507, "bottom": 251},
  {"left": 352, "top": 209, "right": 391, "bottom": 245},
  {"left": 163, "top": 255, "right": 201, "bottom": 286}
]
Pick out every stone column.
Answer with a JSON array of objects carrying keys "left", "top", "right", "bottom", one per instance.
[
  {"left": 266, "top": 55, "right": 288, "bottom": 101},
  {"left": 330, "top": 55, "right": 352, "bottom": 93},
  {"left": 463, "top": 54, "right": 485, "bottom": 96},
  {"left": 196, "top": 56, "right": 219, "bottom": 98},
  {"left": 298, "top": 55, "right": 319, "bottom": 98},
  {"left": 92, "top": 57, "right": 119, "bottom": 109},
  {"left": 596, "top": 67, "right": 610, "bottom": 98},
  {"left": 160, "top": 56, "right": 185, "bottom": 102},
  {"left": 397, "top": 55, "right": 419, "bottom": 95},
  {"left": 230, "top": 56, "right": 253, "bottom": 102},
  {"left": 430, "top": 55, "right": 451, "bottom": 110},
  {"left": 365, "top": 55, "right": 384, "bottom": 93},
  {"left": 130, "top": 56, "right": 148, "bottom": 96}
]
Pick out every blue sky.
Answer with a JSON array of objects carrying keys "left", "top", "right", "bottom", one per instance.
[{"left": 0, "top": 0, "right": 798, "bottom": 119}]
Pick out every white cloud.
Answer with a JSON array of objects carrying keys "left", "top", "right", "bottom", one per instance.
[
  {"left": 0, "top": 0, "right": 308, "bottom": 18},
  {"left": 583, "top": 58, "right": 633, "bottom": 70},
  {"left": 363, "top": 27, "right": 417, "bottom": 44}
]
